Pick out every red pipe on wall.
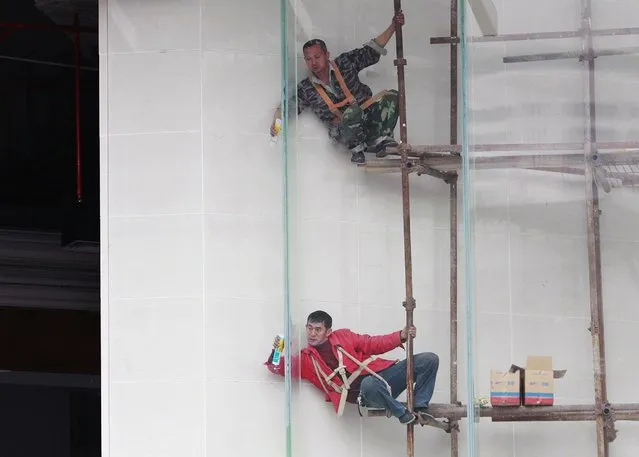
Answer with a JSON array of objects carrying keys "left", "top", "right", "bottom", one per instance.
[{"left": 1, "top": 15, "right": 96, "bottom": 203}]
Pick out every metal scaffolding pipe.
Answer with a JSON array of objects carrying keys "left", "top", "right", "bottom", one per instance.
[
  {"left": 448, "top": 1, "right": 460, "bottom": 456},
  {"left": 386, "top": 141, "right": 639, "bottom": 155},
  {"left": 368, "top": 403, "right": 639, "bottom": 422},
  {"left": 579, "top": 0, "right": 610, "bottom": 455},
  {"left": 448, "top": 175, "right": 459, "bottom": 456},
  {"left": 449, "top": 0, "right": 458, "bottom": 153},
  {"left": 410, "top": 2, "right": 639, "bottom": 455},
  {"left": 430, "top": 26, "right": 639, "bottom": 44},
  {"left": 392, "top": 2, "right": 415, "bottom": 456},
  {"left": 503, "top": 46, "right": 639, "bottom": 64},
  {"left": 363, "top": 151, "right": 639, "bottom": 174}
]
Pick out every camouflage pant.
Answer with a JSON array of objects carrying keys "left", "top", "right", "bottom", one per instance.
[{"left": 333, "top": 89, "right": 399, "bottom": 150}]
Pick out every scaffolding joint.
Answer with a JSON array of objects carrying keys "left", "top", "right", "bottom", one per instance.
[
  {"left": 397, "top": 142, "right": 411, "bottom": 154},
  {"left": 394, "top": 58, "right": 408, "bottom": 66},
  {"left": 443, "top": 171, "right": 458, "bottom": 184},
  {"left": 430, "top": 36, "right": 460, "bottom": 45},
  {"left": 579, "top": 53, "right": 598, "bottom": 62},
  {"left": 602, "top": 403, "right": 618, "bottom": 442},
  {"left": 402, "top": 299, "right": 416, "bottom": 312}
]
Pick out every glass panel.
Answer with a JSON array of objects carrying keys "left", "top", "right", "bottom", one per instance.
[
  {"left": 280, "top": 0, "right": 638, "bottom": 456},
  {"left": 281, "top": 1, "right": 467, "bottom": 457},
  {"left": 280, "top": 3, "right": 301, "bottom": 457},
  {"left": 463, "top": 1, "right": 639, "bottom": 457}
]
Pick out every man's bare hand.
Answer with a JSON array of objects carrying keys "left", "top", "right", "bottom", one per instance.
[
  {"left": 393, "top": 11, "right": 405, "bottom": 28},
  {"left": 375, "top": 11, "right": 405, "bottom": 47},
  {"left": 400, "top": 325, "right": 416, "bottom": 342}
]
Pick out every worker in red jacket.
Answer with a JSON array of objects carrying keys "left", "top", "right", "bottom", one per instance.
[{"left": 265, "top": 310, "right": 439, "bottom": 425}]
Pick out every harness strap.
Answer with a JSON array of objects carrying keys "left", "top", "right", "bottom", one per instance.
[
  {"left": 337, "top": 347, "right": 392, "bottom": 392},
  {"left": 330, "top": 61, "right": 355, "bottom": 103},
  {"left": 309, "top": 346, "right": 393, "bottom": 416},
  {"left": 312, "top": 61, "right": 389, "bottom": 121},
  {"left": 360, "top": 90, "right": 388, "bottom": 110},
  {"left": 334, "top": 350, "right": 350, "bottom": 415},
  {"left": 311, "top": 356, "right": 341, "bottom": 394},
  {"left": 312, "top": 61, "right": 356, "bottom": 120}
]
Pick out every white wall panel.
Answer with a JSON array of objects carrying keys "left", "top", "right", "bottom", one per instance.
[{"left": 100, "top": 0, "right": 639, "bottom": 456}]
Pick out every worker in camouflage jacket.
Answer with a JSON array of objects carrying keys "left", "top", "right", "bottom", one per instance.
[
  {"left": 270, "top": 12, "right": 405, "bottom": 164},
  {"left": 265, "top": 310, "right": 439, "bottom": 426}
]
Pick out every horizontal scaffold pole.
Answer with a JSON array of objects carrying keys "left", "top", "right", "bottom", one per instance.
[
  {"left": 367, "top": 402, "right": 639, "bottom": 422},
  {"left": 364, "top": 150, "right": 639, "bottom": 172},
  {"left": 430, "top": 26, "right": 639, "bottom": 44}
]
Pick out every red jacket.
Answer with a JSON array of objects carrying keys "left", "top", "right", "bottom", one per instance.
[{"left": 265, "top": 328, "right": 403, "bottom": 414}]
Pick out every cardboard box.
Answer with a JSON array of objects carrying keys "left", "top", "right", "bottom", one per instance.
[
  {"left": 523, "top": 356, "right": 565, "bottom": 406},
  {"left": 490, "top": 370, "right": 521, "bottom": 406},
  {"left": 491, "top": 356, "right": 567, "bottom": 407}
]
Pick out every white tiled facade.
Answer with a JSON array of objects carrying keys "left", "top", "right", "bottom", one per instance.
[{"left": 100, "top": 0, "right": 639, "bottom": 456}]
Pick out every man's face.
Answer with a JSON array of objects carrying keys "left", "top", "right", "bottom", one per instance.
[
  {"left": 303, "top": 44, "right": 329, "bottom": 76},
  {"left": 306, "top": 320, "right": 332, "bottom": 346}
]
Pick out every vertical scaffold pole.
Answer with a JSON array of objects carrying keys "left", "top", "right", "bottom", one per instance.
[
  {"left": 449, "top": 1, "right": 460, "bottom": 456},
  {"left": 392, "top": 2, "right": 415, "bottom": 457},
  {"left": 580, "top": 0, "right": 609, "bottom": 455}
]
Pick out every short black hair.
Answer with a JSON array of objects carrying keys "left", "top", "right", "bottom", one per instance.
[
  {"left": 307, "top": 310, "right": 332, "bottom": 329},
  {"left": 303, "top": 39, "right": 328, "bottom": 53}
]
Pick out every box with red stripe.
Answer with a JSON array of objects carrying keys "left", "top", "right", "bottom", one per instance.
[{"left": 490, "top": 370, "right": 521, "bottom": 406}]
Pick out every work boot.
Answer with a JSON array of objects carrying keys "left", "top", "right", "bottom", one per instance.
[
  {"left": 349, "top": 143, "right": 366, "bottom": 164},
  {"left": 366, "top": 136, "right": 398, "bottom": 157},
  {"left": 351, "top": 151, "right": 366, "bottom": 164},
  {"left": 399, "top": 410, "right": 418, "bottom": 425}
]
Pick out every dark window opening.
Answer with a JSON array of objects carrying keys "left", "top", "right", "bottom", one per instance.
[{"left": 0, "top": 1, "right": 100, "bottom": 456}]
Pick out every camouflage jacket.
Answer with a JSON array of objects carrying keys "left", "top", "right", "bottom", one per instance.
[{"left": 293, "top": 39, "right": 387, "bottom": 128}]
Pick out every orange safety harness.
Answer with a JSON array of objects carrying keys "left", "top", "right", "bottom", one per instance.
[
  {"left": 310, "top": 344, "right": 393, "bottom": 416},
  {"left": 312, "top": 60, "right": 388, "bottom": 120}
]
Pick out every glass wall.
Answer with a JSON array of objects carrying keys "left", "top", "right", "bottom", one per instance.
[
  {"left": 281, "top": 0, "right": 638, "bottom": 457},
  {"left": 462, "top": 0, "right": 639, "bottom": 456},
  {"left": 281, "top": 1, "right": 471, "bottom": 456}
]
